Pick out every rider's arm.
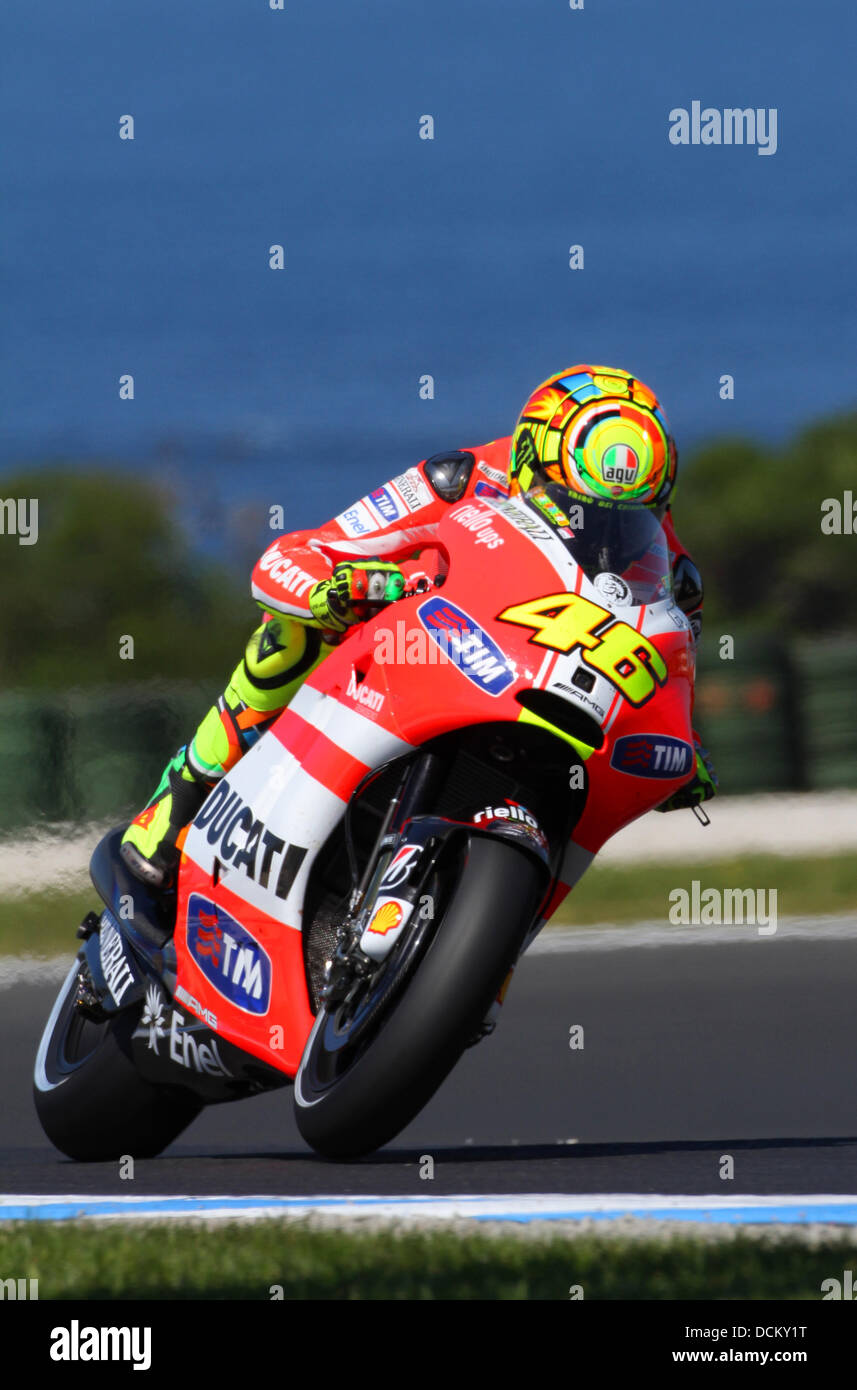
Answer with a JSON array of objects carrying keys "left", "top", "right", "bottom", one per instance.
[
  {"left": 658, "top": 509, "right": 716, "bottom": 808},
  {"left": 251, "top": 455, "right": 476, "bottom": 624},
  {"left": 662, "top": 507, "right": 703, "bottom": 643}
]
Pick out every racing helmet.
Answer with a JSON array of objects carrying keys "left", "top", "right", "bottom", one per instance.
[{"left": 508, "top": 365, "right": 677, "bottom": 519}]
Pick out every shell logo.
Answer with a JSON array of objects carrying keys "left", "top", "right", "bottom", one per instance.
[{"left": 368, "top": 901, "right": 404, "bottom": 936}]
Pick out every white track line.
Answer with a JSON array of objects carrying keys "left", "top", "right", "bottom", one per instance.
[
  {"left": 3, "top": 913, "right": 857, "bottom": 990},
  {"left": 2, "top": 1193, "right": 857, "bottom": 1226},
  {"left": 529, "top": 914, "right": 857, "bottom": 952},
  {"left": 0, "top": 955, "right": 75, "bottom": 989}
]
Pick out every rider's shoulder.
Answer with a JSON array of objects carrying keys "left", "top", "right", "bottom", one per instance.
[
  {"left": 421, "top": 449, "right": 476, "bottom": 502},
  {"left": 421, "top": 437, "right": 511, "bottom": 502}
]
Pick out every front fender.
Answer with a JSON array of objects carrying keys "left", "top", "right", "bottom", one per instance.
[
  {"left": 467, "top": 817, "right": 553, "bottom": 880},
  {"left": 386, "top": 813, "right": 553, "bottom": 903}
]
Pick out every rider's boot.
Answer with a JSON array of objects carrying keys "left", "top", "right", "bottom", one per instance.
[
  {"left": 120, "top": 615, "right": 326, "bottom": 889},
  {"left": 120, "top": 747, "right": 214, "bottom": 888}
]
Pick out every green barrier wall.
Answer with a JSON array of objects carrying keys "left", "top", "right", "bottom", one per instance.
[
  {"left": 0, "top": 681, "right": 219, "bottom": 833},
  {"left": 0, "top": 641, "right": 854, "bottom": 834}
]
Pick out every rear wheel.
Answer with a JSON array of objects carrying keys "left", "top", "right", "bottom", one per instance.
[
  {"left": 294, "top": 836, "right": 543, "bottom": 1159},
  {"left": 34, "top": 960, "right": 202, "bottom": 1162}
]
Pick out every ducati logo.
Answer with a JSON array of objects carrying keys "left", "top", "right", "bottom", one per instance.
[{"left": 346, "top": 669, "right": 384, "bottom": 711}]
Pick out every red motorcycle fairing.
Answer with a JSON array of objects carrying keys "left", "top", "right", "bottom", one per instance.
[{"left": 172, "top": 496, "right": 695, "bottom": 1080}]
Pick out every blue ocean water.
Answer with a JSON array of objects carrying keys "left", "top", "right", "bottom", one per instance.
[{"left": 2, "top": 0, "right": 855, "bottom": 534}]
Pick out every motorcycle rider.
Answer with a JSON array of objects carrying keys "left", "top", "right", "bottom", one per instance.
[{"left": 120, "top": 365, "right": 717, "bottom": 890}]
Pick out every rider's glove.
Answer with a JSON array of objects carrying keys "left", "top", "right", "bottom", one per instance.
[
  {"left": 309, "top": 560, "right": 405, "bottom": 632},
  {"left": 655, "top": 742, "right": 718, "bottom": 813}
]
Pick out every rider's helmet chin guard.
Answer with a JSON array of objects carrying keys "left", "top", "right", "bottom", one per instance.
[{"left": 508, "top": 365, "right": 678, "bottom": 524}]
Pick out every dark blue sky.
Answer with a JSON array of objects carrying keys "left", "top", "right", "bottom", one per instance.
[{"left": 2, "top": 0, "right": 855, "bottom": 524}]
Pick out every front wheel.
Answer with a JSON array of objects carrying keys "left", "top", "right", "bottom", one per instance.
[
  {"left": 294, "top": 836, "right": 544, "bottom": 1159},
  {"left": 34, "top": 960, "right": 202, "bottom": 1161}
]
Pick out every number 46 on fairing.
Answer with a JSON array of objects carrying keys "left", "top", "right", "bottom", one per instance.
[{"left": 498, "top": 592, "right": 668, "bottom": 707}]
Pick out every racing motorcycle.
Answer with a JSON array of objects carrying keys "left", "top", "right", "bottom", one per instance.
[{"left": 34, "top": 481, "right": 696, "bottom": 1160}]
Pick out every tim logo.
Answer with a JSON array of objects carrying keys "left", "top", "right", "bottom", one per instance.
[
  {"left": 186, "top": 895, "right": 272, "bottom": 1014},
  {"left": 369, "top": 486, "right": 402, "bottom": 525},
  {"left": 417, "top": 598, "right": 516, "bottom": 697},
  {"left": 610, "top": 734, "right": 694, "bottom": 778}
]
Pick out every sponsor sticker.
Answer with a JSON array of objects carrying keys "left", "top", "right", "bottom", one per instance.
[
  {"left": 474, "top": 480, "right": 507, "bottom": 500},
  {"left": 367, "top": 900, "right": 404, "bottom": 936},
  {"left": 379, "top": 843, "right": 421, "bottom": 889},
  {"left": 335, "top": 500, "right": 380, "bottom": 538},
  {"left": 554, "top": 682, "right": 608, "bottom": 721},
  {"left": 417, "top": 597, "right": 516, "bottom": 696},
  {"left": 530, "top": 492, "right": 572, "bottom": 528},
  {"left": 593, "top": 571, "right": 632, "bottom": 606},
  {"left": 392, "top": 468, "right": 433, "bottom": 514},
  {"left": 486, "top": 496, "right": 554, "bottom": 544},
  {"left": 472, "top": 801, "right": 540, "bottom": 829},
  {"left": 187, "top": 894, "right": 272, "bottom": 1015},
  {"left": 367, "top": 485, "right": 407, "bottom": 526},
  {"left": 476, "top": 461, "right": 508, "bottom": 486},
  {"left": 192, "top": 778, "right": 308, "bottom": 902},
  {"left": 98, "top": 918, "right": 137, "bottom": 1007},
  {"left": 140, "top": 984, "right": 229, "bottom": 1075},
  {"left": 610, "top": 734, "right": 694, "bottom": 779},
  {"left": 601, "top": 445, "right": 639, "bottom": 486},
  {"left": 175, "top": 982, "right": 218, "bottom": 1029},
  {"left": 449, "top": 503, "right": 504, "bottom": 549},
  {"left": 359, "top": 894, "right": 412, "bottom": 960},
  {"left": 513, "top": 429, "right": 539, "bottom": 473},
  {"left": 166, "top": 1009, "right": 232, "bottom": 1077},
  {"left": 346, "top": 668, "right": 385, "bottom": 712},
  {"left": 472, "top": 800, "right": 549, "bottom": 850},
  {"left": 140, "top": 985, "right": 167, "bottom": 1052},
  {"left": 257, "top": 545, "right": 316, "bottom": 597}
]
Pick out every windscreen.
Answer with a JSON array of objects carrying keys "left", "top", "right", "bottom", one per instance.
[{"left": 525, "top": 486, "right": 674, "bottom": 605}]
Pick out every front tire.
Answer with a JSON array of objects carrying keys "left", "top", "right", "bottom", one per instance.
[
  {"left": 34, "top": 960, "right": 202, "bottom": 1162},
  {"left": 294, "top": 836, "right": 543, "bottom": 1159}
]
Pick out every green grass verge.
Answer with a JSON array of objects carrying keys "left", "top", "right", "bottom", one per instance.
[
  {"left": 551, "top": 852, "right": 857, "bottom": 928},
  {"left": 0, "top": 886, "right": 94, "bottom": 960},
  {"left": 0, "top": 1222, "right": 854, "bottom": 1299},
  {"left": 2, "top": 852, "right": 856, "bottom": 959}
]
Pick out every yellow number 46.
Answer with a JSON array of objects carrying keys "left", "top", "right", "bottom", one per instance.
[{"left": 498, "top": 592, "right": 668, "bottom": 707}]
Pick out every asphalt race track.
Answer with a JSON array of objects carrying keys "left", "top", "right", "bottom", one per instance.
[{"left": 3, "top": 923, "right": 857, "bottom": 1199}]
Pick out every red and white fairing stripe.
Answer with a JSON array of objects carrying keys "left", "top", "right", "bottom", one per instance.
[{"left": 181, "top": 684, "right": 412, "bottom": 929}]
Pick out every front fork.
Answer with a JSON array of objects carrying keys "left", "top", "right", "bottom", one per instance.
[
  {"left": 322, "top": 748, "right": 556, "bottom": 1024},
  {"left": 347, "top": 751, "right": 445, "bottom": 918},
  {"left": 322, "top": 752, "right": 447, "bottom": 1005}
]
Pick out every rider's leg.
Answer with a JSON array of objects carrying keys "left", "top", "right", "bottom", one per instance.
[{"left": 120, "top": 616, "right": 325, "bottom": 887}]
